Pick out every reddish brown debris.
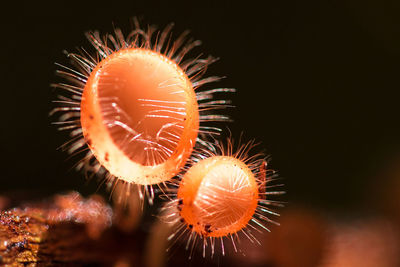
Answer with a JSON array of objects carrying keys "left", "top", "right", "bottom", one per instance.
[
  {"left": 0, "top": 191, "right": 142, "bottom": 266},
  {"left": 47, "top": 192, "right": 112, "bottom": 239}
]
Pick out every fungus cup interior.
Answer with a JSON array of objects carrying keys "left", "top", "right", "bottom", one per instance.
[{"left": 178, "top": 156, "right": 259, "bottom": 237}]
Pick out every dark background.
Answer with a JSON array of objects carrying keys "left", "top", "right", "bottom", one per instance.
[{"left": 1, "top": 0, "right": 400, "bottom": 214}]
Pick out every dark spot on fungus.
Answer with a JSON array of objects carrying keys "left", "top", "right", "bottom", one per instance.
[{"left": 204, "top": 224, "right": 212, "bottom": 233}]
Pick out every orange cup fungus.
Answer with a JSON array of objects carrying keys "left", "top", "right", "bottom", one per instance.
[
  {"left": 51, "top": 20, "right": 284, "bottom": 258},
  {"left": 163, "top": 139, "right": 284, "bottom": 257},
  {"left": 80, "top": 48, "right": 198, "bottom": 185},
  {"left": 51, "top": 20, "right": 234, "bottom": 199},
  {"left": 177, "top": 156, "right": 259, "bottom": 238}
]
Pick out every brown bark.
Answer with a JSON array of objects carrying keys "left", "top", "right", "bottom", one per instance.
[{"left": 0, "top": 192, "right": 143, "bottom": 266}]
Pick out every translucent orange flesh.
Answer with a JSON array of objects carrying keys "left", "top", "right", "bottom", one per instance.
[
  {"left": 177, "top": 156, "right": 259, "bottom": 237},
  {"left": 80, "top": 48, "right": 199, "bottom": 185}
]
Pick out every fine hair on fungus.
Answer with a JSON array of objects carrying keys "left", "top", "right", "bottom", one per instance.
[
  {"left": 50, "top": 18, "right": 234, "bottom": 203},
  {"left": 162, "top": 137, "right": 285, "bottom": 258}
]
